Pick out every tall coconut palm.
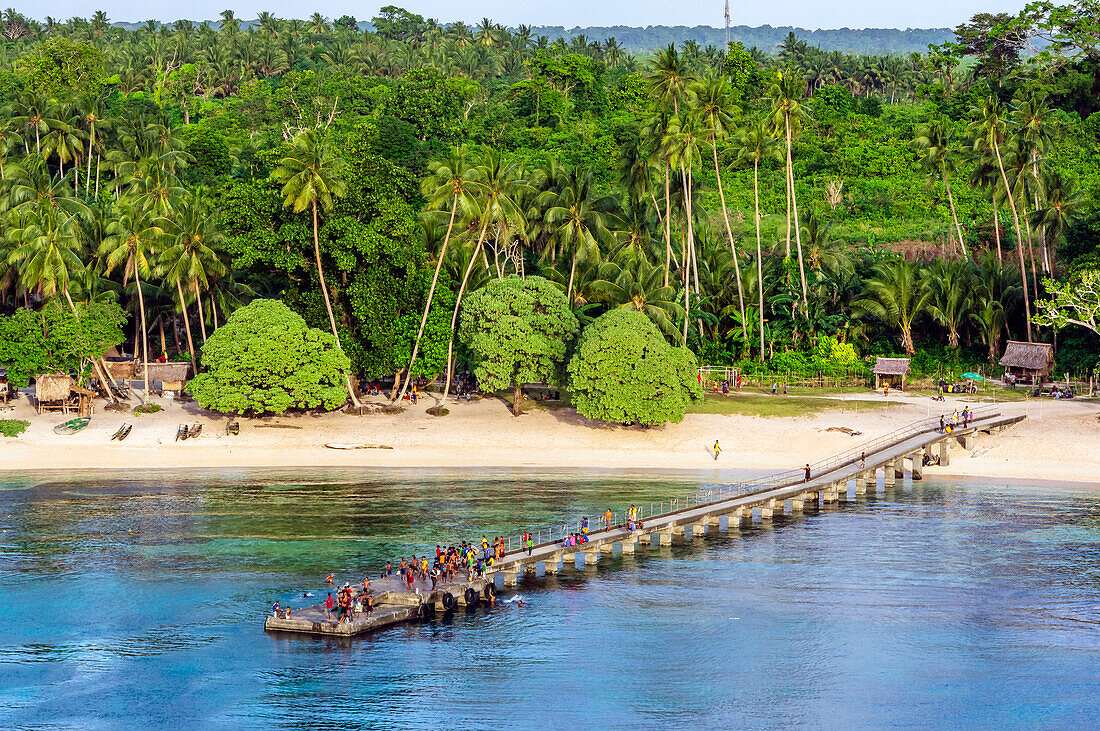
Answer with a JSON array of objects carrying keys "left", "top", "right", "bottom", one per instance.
[
  {"left": 1031, "top": 171, "right": 1084, "bottom": 274},
  {"left": 664, "top": 111, "right": 705, "bottom": 343},
  {"left": 647, "top": 44, "right": 694, "bottom": 116},
  {"left": 538, "top": 167, "right": 616, "bottom": 306},
  {"left": 591, "top": 253, "right": 683, "bottom": 341},
  {"left": 159, "top": 192, "right": 226, "bottom": 374},
  {"left": 6, "top": 204, "right": 85, "bottom": 304},
  {"left": 398, "top": 147, "right": 484, "bottom": 401},
  {"left": 694, "top": 74, "right": 747, "bottom": 342},
  {"left": 1013, "top": 91, "right": 1055, "bottom": 272},
  {"left": 101, "top": 201, "right": 164, "bottom": 402},
  {"left": 927, "top": 259, "right": 972, "bottom": 347},
  {"left": 733, "top": 120, "right": 779, "bottom": 361},
  {"left": 767, "top": 68, "right": 810, "bottom": 309},
  {"left": 853, "top": 259, "right": 930, "bottom": 355},
  {"left": 912, "top": 116, "right": 968, "bottom": 259},
  {"left": 271, "top": 129, "right": 359, "bottom": 405},
  {"left": 970, "top": 96, "right": 1032, "bottom": 341}
]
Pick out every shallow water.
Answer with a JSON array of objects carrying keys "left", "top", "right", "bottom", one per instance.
[{"left": 1, "top": 468, "right": 1098, "bottom": 727}]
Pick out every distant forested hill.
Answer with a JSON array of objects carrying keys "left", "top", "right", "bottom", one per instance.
[{"left": 527, "top": 24, "right": 953, "bottom": 55}]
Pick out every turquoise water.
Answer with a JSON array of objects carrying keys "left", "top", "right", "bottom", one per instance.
[{"left": 1, "top": 468, "right": 1098, "bottom": 727}]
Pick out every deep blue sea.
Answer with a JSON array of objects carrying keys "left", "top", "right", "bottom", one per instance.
[{"left": 0, "top": 468, "right": 1098, "bottom": 728}]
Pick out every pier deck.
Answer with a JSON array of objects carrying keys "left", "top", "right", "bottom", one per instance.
[{"left": 265, "top": 408, "right": 1025, "bottom": 638}]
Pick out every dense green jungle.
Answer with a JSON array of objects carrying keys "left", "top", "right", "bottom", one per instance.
[{"left": 0, "top": 3, "right": 1098, "bottom": 420}]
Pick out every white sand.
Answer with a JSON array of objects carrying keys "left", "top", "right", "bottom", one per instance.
[{"left": 1, "top": 389, "right": 1098, "bottom": 485}]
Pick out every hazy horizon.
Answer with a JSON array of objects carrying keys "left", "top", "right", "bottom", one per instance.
[{"left": 25, "top": 0, "right": 1026, "bottom": 32}]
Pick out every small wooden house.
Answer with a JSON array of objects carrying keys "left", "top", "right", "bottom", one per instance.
[
  {"left": 143, "top": 362, "right": 191, "bottom": 396},
  {"left": 872, "top": 357, "right": 910, "bottom": 390},
  {"left": 35, "top": 374, "right": 73, "bottom": 414},
  {"left": 1000, "top": 341, "right": 1054, "bottom": 384}
]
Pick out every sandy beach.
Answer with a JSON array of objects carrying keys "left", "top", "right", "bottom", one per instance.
[{"left": 2, "top": 388, "right": 1098, "bottom": 485}]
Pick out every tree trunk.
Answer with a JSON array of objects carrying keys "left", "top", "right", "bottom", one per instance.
[
  {"left": 390, "top": 368, "right": 405, "bottom": 400},
  {"left": 992, "top": 196, "right": 1002, "bottom": 263},
  {"left": 682, "top": 167, "right": 703, "bottom": 338},
  {"left": 135, "top": 268, "right": 150, "bottom": 404},
  {"left": 993, "top": 138, "right": 1032, "bottom": 342},
  {"left": 941, "top": 163, "right": 968, "bottom": 260},
  {"left": 398, "top": 192, "right": 458, "bottom": 402},
  {"left": 512, "top": 382, "right": 522, "bottom": 417},
  {"left": 312, "top": 197, "right": 360, "bottom": 407},
  {"left": 788, "top": 116, "right": 808, "bottom": 308},
  {"left": 439, "top": 218, "right": 490, "bottom": 406},
  {"left": 193, "top": 280, "right": 207, "bottom": 343},
  {"left": 663, "top": 158, "right": 671, "bottom": 288},
  {"left": 713, "top": 138, "right": 747, "bottom": 343},
  {"left": 567, "top": 255, "right": 576, "bottom": 306},
  {"left": 85, "top": 123, "right": 94, "bottom": 192},
  {"left": 178, "top": 279, "right": 198, "bottom": 375},
  {"left": 754, "top": 160, "right": 766, "bottom": 362},
  {"left": 64, "top": 289, "right": 119, "bottom": 403}
]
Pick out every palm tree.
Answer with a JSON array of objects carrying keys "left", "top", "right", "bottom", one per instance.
[
  {"left": 159, "top": 192, "right": 226, "bottom": 373},
  {"left": 767, "top": 68, "right": 810, "bottom": 309},
  {"left": 733, "top": 120, "right": 778, "bottom": 361},
  {"left": 538, "top": 168, "right": 616, "bottom": 305},
  {"left": 272, "top": 129, "right": 359, "bottom": 406},
  {"left": 1031, "top": 171, "right": 1083, "bottom": 274},
  {"left": 970, "top": 96, "right": 1032, "bottom": 341},
  {"left": 101, "top": 201, "right": 164, "bottom": 402},
  {"left": 592, "top": 253, "right": 683, "bottom": 341},
  {"left": 398, "top": 147, "right": 484, "bottom": 400},
  {"left": 927, "top": 259, "right": 972, "bottom": 347},
  {"left": 664, "top": 112, "right": 705, "bottom": 343},
  {"left": 853, "top": 259, "right": 930, "bottom": 355},
  {"left": 6, "top": 204, "right": 85, "bottom": 305},
  {"left": 912, "top": 117, "right": 968, "bottom": 259},
  {"left": 647, "top": 44, "right": 694, "bottom": 116},
  {"left": 1013, "top": 91, "right": 1055, "bottom": 272},
  {"left": 694, "top": 75, "right": 748, "bottom": 343}
]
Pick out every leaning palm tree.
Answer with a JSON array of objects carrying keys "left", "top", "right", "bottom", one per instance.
[
  {"left": 101, "top": 200, "right": 164, "bottom": 402},
  {"left": 397, "top": 147, "right": 485, "bottom": 401},
  {"left": 912, "top": 116, "right": 968, "bottom": 259},
  {"left": 733, "top": 120, "right": 779, "bottom": 361},
  {"left": 767, "top": 68, "right": 811, "bottom": 310},
  {"left": 693, "top": 74, "right": 748, "bottom": 343},
  {"left": 271, "top": 129, "right": 360, "bottom": 406},
  {"left": 852, "top": 259, "right": 931, "bottom": 355},
  {"left": 970, "top": 96, "right": 1032, "bottom": 341}
]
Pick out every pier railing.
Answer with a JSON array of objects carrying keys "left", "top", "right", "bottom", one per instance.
[{"left": 497, "top": 405, "right": 1001, "bottom": 555}]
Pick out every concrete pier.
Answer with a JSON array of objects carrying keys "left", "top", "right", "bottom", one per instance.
[{"left": 264, "top": 411, "right": 1026, "bottom": 639}]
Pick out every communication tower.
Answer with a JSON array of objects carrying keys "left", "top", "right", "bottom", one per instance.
[{"left": 724, "top": 0, "right": 731, "bottom": 49}]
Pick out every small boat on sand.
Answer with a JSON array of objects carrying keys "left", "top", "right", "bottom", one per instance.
[
  {"left": 187, "top": 423, "right": 202, "bottom": 439},
  {"left": 110, "top": 423, "right": 132, "bottom": 441},
  {"left": 175, "top": 424, "right": 188, "bottom": 441},
  {"left": 226, "top": 420, "right": 239, "bottom": 436},
  {"left": 54, "top": 417, "right": 91, "bottom": 435}
]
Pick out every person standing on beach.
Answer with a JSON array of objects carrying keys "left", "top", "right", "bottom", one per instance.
[
  {"left": 713, "top": 440, "right": 722, "bottom": 461},
  {"left": 772, "top": 382, "right": 777, "bottom": 396},
  {"left": 783, "top": 383, "right": 788, "bottom": 396}
]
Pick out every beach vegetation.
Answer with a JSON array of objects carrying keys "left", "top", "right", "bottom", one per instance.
[
  {"left": 568, "top": 309, "right": 702, "bottom": 426},
  {"left": 0, "top": 419, "right": 31, "bottom": 437},
  {"left": 188, "top": 299, "right": 351, "bottom": 415},
  {"left": 459, "top": 275, "right": 579, "bottom": 416}
]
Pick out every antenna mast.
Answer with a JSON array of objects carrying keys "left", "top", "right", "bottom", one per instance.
[{"left": 724, "top": 0, "right": 731, "bottom": 49}]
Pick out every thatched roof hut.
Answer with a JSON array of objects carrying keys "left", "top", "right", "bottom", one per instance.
[
  {"left": 104, "top": 360, "right": 138, "bottom": 380},
  {"left": 1000, "top": 341, "right": 1054, "bottom": 383},
  {"left": 143, "top": 363, "right": 190, "bottom": 384},
  {"left": 872, "top": 357, "right": 910, "bottom": 390},
  {"left": 35, "top": 374, "right": 72, "bottom": 403}
]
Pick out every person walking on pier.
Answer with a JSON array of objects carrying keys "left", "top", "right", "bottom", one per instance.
[
  {"left": 581, "top": 517, "right": 589, "bottom": 536},
  {"left": 713, "top": 440, "right": 722, "bottom": 461},
  {"left": 804, "top": 464, "right": 811, "bottom": 482},
  {"left": 604, "top": 508, "right": 613, "bottom": 530},
  {"left": 860, "top": 452, "right": 865, "bottom": 469}
]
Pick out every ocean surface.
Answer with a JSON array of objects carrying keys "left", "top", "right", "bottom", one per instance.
[{"left": 0, "top": 468, "right": 1098, "bottom": 728}]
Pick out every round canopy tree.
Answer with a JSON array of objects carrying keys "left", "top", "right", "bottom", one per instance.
[
  {"left": 459, "top": 275, "right": 579, "bottom": 416},
  {"left": 568, "top": 309, "right": 702, "bottom": 426},
  {"left": 189, "top": 299, "right": 351, "bottom": 415}
]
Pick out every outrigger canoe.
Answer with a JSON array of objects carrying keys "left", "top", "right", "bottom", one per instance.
[
  {"left": 323, "top": 443, "right": 394, "bottom": 450},
  {"left": 54, "top": 417, "right": 90, "bottom": 435},
  {"left": 110, "top": 423, "right": 132, "bottom": 441}
]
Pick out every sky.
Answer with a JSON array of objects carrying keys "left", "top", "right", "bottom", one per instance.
[{"left": 30, "top": 0, "right": 1026, "bottom": 31}]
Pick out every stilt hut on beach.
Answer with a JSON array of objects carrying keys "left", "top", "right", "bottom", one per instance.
[
  {"left": 872, "top": 357, "right": 910, "bottom": 390},
  {"left": 143, "top": 362, "right": 191, "bottom": 396},
  {"left": 34, "top": 374, "right": 74, "bottom": 414},
  {"left": 999, "top": 341, "right": 1054, "bottom": 384}
]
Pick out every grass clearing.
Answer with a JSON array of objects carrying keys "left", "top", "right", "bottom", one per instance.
[{"left": 688, "top": 393, "right": 889, "bottom": 418}]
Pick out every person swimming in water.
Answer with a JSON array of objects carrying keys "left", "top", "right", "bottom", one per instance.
[{"left": 324, "top": 573, "right": 335, "bottom": 585}]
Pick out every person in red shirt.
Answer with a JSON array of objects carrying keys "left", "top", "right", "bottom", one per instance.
[{"left": 324, "top": 592, "right": 334, "bottom": 621}]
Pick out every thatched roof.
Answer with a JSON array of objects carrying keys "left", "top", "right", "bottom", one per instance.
[
  {"left": 104, "top": 359, "right": 138, "bottom": 379},
  {"left": 872, "top": 357, "right": 911, "bottom": 375},
  {"left": 35, "top": 374, "right": 72, "bottom": 402},
  {"left": 1000, "top": 341, "right": 1053, "bottom": 370},
  {"left": 142, "top": 362, "right": 190, "bottom": 383},
  {"left": 70, "top": 384, "right": 95, "bottom": 398}
]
